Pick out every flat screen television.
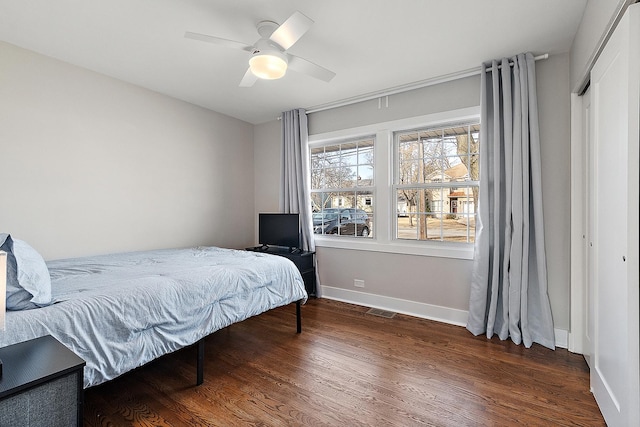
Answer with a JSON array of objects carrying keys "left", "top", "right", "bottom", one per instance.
[{"left": 258, "top": 213, "right": 300, "bottom": 250}]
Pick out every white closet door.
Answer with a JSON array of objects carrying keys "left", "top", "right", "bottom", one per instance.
[{"left": 589, "top": 4, "right": 639, "bottom": 426}]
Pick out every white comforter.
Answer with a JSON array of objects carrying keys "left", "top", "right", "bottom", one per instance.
[{"left": 0, "top": 246, "right": 307, "bottom": 387}]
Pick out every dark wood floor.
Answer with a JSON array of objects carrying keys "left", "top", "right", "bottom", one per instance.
[{"left": 84, "top": 298, "right": 605, "bottom": 426}]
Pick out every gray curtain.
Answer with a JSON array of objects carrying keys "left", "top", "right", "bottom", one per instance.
[
  {"left": 466, "top": 53, "right": 555, "bottom": 349},
  {"left": 280, "top": 108, "right": 315, "bottom": 252}
]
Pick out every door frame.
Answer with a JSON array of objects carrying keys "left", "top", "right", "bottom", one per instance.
[{"left": 568, "top": 92, "right": 588, "bottom": 357}]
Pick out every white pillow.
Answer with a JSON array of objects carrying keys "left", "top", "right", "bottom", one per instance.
[{"left": 0, "top": 233, "right": 52, "bottom": 310}]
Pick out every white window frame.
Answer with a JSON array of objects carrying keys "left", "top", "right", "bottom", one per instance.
[
  {"left": 309, "top": 106, "right": 479, "bottom": 259},
  {"left": 310, "top": 136, "right": 376, "bottom": 238},
  {"left": 393, "top": 121, "right": 480, "bottom": 245}
]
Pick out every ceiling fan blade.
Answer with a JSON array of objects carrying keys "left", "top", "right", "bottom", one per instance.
[
  {"left": 288, "top": 55, "right": 336, "bottom": 82},
  {"left": 184, "top": 31, "right": 253, "bottom": 52},
  {"left": 270, "top": 11, "right": 313, "bottom": 50},
  {"left": 239, "top": 68, "right": 258, "bottom": 87}
]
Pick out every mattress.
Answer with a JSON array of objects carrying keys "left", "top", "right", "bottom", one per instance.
[{"left": 0, "top": 246, "right": 307, "bottom": 387}]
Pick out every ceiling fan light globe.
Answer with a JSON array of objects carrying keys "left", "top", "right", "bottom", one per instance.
[{"left": 249, "top": 53, "right": 287, "bottom": 80}]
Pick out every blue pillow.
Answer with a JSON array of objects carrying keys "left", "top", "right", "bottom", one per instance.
[{"left": 0, "top": 233, "right": 52, "bottom": 310}]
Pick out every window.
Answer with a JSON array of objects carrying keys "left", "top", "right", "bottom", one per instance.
[
  {"left": 310, "top": 138, "right": 374, "bottom": 238},
  {"left": 394, "top": 122, "right": 480, "bottom": 243},
  {"left": 308, "top": 107, "right": 480, "bottom": 259}
]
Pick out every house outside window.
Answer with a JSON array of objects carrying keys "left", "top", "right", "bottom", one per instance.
[
  {"left": 394, "top": 122, "right": 480, "bottom": 243},
  {"left": 310, "top": 137, "right": 374, "bottom": 238}
]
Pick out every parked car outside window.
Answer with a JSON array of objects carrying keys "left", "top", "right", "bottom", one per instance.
[{"left": 313, "top": 208, "right": 371, "bottom": 237}]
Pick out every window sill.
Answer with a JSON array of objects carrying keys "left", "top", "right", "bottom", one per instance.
[{"left": 313, "top": 236, "right": 474, "bottom": 260}]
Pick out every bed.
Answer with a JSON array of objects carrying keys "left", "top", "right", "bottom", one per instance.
[{"left": 0, "top": 237, "right": 307, "bottom": 388}]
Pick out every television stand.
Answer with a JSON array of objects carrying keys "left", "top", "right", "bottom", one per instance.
[{"left": 246, "top": 246, "right": 316, "bottom": 297}]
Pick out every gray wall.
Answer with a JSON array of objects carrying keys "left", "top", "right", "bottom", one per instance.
[
  {"left": 308, "top": 75, "right": 480, "bottom": 135},
  {"left": 0, "top": 41, "right": 256, "bottom": 260},
  {"left": 254, "top": 53, "right": 572, "bottom": 331},
  {"left": 537, "top": 54, "right": 571, "bottom": 331},
  {"left": 570, "top": 0, "right": 630, "bottom": 91}
]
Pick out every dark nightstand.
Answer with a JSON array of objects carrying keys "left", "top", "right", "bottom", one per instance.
[{"left": 0, "top": 335, "right": 86, "bottom": 427}]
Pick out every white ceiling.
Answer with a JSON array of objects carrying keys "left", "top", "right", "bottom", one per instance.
[{"left": 0, "top": 0, "right": 588, "bottom": 124}]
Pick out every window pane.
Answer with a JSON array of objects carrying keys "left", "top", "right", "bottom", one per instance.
[
  {"left": 449, "top": 187, "right": 478, "bottom": 217},
  {"left": 310, "top": 146, "right": 325, "bottom": 167},
  {"left": 342, "top": 166, "right": 359, "bottom": 188},
  {"left": 398, "top": 158, "right": 418, "bottom": 184},
  {"left": 341, "top": 146, "right": 358, "bottom": 166},
  {"left": 356, "top": 139, "right": 374, "bottom": 186},
  {"left": 421, "top": 137, "right": 442, "bottom": 158},
  {"left": 444, "top": 156, "right": 467, "bottom": 182},
  {"left": 443, "top": 136, "right": 459, "bottom": 157},
  {"left": 311, "top": 191, "right": 340, "bottom": 213},
  {"left": 326, "top": 166, "right": 346, "bottom": 188},
  {"left": 358, "top": 141, "right": 374, "bottom": 165},
  {"left": 357, "top": 165, "right": 374, "bottom": 186},
  {"left": 321, "top": 145, "right": 342, "bottom": 171},
  {"left": 311, "top": 192, "right": 323, "bottom": 212},
  {"left": 401, "top": 141, "right": 420, "bottom": 160},
  {"left": 448, "top": 125, "right": 480, "bottom": 180},
  {"left": 398, "top": 133, "right": 420, "bottom": 158},
  {"left": 470, "top": 153, "right": 480, "bottom": 180},
  {"left": 311, "top": 168, "right": 324, "bottom": 190},
  {"left": 355, "top": 191, "right": 374, "bottom": 238},
  {"left": 324, "top": 144, "right": 341, "bottom": 158},
  {"left": 470, "top": 127, "right": 480, "bottom": 154},
  {"left": 424, "top": 158, "right": 448, "bottom": 183}
]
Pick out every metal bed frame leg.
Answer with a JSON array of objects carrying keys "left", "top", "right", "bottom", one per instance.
[
  {"left": 195, "top": 300, "right": 302, "bottom": 385},
  {"left": 196, "top": 339, "right": 204, "bottom": 386}
]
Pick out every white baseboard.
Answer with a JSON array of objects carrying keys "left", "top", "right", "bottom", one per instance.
[
  {"left": 318, "top": 285, "right": 568, "bottom": 349},
  {"left": 318, "top": 285, "right": 469, "bottom": 327},
  {"left": 554, "top": 329, "right": 568, "bottom": 349}
]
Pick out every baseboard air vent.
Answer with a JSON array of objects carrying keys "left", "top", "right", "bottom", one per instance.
[{"left": 366, "top": 308, "right": 396, "bottom": 319}]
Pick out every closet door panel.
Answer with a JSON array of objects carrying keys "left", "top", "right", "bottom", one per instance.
[{"left": 589, "top": 4, "right": 639, "bottom": 426}]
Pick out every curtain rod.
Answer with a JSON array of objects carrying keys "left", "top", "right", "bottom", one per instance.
[
  {"left": 305, "top": 53, "right": 549, "bottom": 115},
  {"left": 484, "top": 53, "right": 549, "bottom": 72}
]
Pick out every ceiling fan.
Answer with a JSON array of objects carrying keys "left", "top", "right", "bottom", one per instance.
[{"left": 185, "top": 11, "right": 336, "bottom": 87}]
